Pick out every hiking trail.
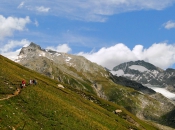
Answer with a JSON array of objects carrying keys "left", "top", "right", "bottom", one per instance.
[{"left": 0, "top": 88, "right": 21, "bottom": 101}]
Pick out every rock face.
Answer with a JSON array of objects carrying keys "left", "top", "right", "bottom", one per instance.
[
  {"left": 111, "top": 60, "right": 175, "bottom": 93},
  {"left": 15, "top": 43, "right": 175, "bottom": 127}
]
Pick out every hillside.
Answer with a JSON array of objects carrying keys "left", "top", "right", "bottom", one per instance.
[
  {"left": 14, "top": 43, "right": 175, "bottom": 129},
  {"left": 0, "top": 55, "right": 161, "bottom": 130}
]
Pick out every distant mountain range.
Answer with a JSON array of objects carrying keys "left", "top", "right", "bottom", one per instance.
[
  {"left": 111, "top": 60, "right": 175, "bottom": 97},
  {"left": 14, "top": 42, "right": 175, "bottom": 128}
]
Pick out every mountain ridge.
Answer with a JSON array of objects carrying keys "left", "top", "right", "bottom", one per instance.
[{"left": 111, "top": 60, "right": 175, "bottom": 95}]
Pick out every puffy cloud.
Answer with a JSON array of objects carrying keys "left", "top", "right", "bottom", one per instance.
[
  {"left": 78, "top": 43, "right": 175, "bottom": 69},
  {"left": 0, "top": 39, "right": 30, "bottom": 53},
  {"left": 46, "top": 44, "right": 71, "bottom": 53},
  {"left": 78, "top": 44, "right": 136, "bottom": 69},
  {"left": 140, "top": 43, "right": 175, "bottom": 68},
  {"left": 0, "top": 39, "right": 30, "bottom": 60},
  {"left": 1, "top": 49, "right": 21, "bottom": 61},
  {"left": 164, "top": 20, "right": 175, "bottom": 29},
  {"left": 0, "top": 15, "right": 31, "bottom": 40}
]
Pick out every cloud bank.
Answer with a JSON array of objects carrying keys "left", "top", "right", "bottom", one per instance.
[
  {"left": 2, "top": 41, "right": 175, "bottom": 70},
  {"left": 78, "top": 43, "right": 175, "bottom": 69}
]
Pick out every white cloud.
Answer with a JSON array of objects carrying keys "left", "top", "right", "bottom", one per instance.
[
  {"left": 78, "top": 43, "right": 175, "bottom": 69},
  {"left": 164, "top": 20, "right": 175, "bottom": 29},
  {"left": 1, "top": 49, "right": 21, "bottom": 61},
  {"left": 46, "top": 44, "right": 71, "bottom": 53},
  {"left": 0, "top": 39, "right": 30, "bottom": 60},
  {"left": 36, "top": 6, "right": 50, "bottom": 13},
  {"left": 0, "top": 15, "right": 31, "bottom": 40}
]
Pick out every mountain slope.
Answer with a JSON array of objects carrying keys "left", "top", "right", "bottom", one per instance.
[
  {"left": 0, "top": 55, "right": 161, "bottom": 130},
  {"left": 14, "top": 43, "right": 175, "bottom": 128}
]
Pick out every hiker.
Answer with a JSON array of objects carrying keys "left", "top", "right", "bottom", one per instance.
[
  {"left": 33, "top": 79, "right": 37, "bottom": 85},
  {"left": 29, "top": 79, "right": 33, "bottom": 85},
  {"left": 21, "top": 79, "right": 26, "bottom": 88}
]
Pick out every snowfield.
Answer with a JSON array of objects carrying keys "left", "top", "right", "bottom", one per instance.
[{"left": 146, "top": 84, "right": 175, "bottom": 100}]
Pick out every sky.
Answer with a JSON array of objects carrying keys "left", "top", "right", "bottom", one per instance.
[{"left": 1, "top": 0, "right": 175, "bottom": 70}]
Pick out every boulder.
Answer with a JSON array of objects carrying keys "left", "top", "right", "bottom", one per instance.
[
  {"left": 115, "top": 109, "right": 122, "bottom": 114},
  {"left": 57, "top": 84, "right": 64, "bottom": 89}
]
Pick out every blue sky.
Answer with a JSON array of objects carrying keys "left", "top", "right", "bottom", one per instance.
[{"left": 1, "top": 0, "right": 175, "bottom": 69}]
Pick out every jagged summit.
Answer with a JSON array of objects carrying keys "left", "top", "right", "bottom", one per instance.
[
  {"left": 18, "top": 42, "right": 43, "bottom": 56},
  {"left": 29, "top": 42, "right": 42, "bottom": 50},
  {"left": 113, "top": 60, "right": 163, "bottom": 73}
]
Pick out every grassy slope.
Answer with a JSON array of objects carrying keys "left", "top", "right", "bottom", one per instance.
[{"left": 0, "top": 55, "right": 158, "bottom": 130}]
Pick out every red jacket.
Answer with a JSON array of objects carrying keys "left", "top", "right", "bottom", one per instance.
[{"left": 22, "top": 80, "right": 26, "bottom": 84}]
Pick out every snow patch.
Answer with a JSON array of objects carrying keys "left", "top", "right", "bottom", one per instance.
[
  {"left": 145, "top": 84, "right": 175, "bottom": 100},
  {"left": 65, "top": 57, "right": 72, "bottom": 62},
  {"left": 124, "top": 73, "right": 135, "bottom": 78},
  {"left": 154, "top": 88, "right": 175, "bottom": 100},
  {"left": 151, "top": 70, "right": 159, "bottom": 77},
  {"left": 55, "top": 53, "right": 61, "bottom": 56},
  {"left": 39, "top": 52, "right": 46, "bottom": 57},
  {"left": 129, "top": 65, "right": 148, "bottom": 72}
]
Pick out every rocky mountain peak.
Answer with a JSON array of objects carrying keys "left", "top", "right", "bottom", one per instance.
[
  {"left": 111, "top": 60, "right": 175, "bottom": 95},
  {"left": 19, "top": 42, "right": 43, "bottom": 56},
  {"left": 113, "top": 60, "right": 163, "bottom": 72},
  {"left": 29, "top": 42, "right": 42, "bottom": 50}
]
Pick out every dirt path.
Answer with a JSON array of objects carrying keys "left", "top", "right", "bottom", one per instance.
[{"left": 0, "top": 88, "right": 21, "bottom": 101}]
